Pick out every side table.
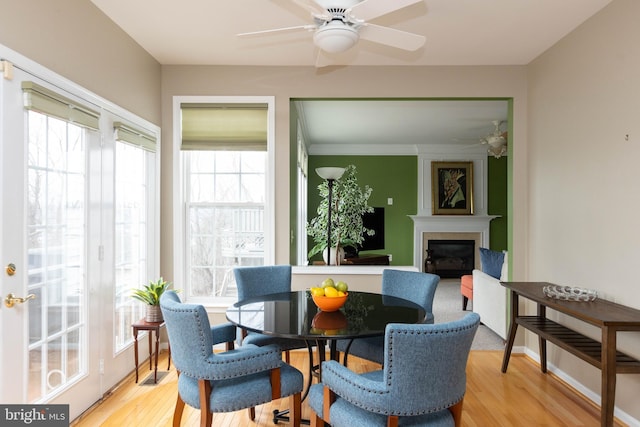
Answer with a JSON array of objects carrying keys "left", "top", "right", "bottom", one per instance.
[{"left": 132, "top": 319, "right": 171, "bottom": 384}]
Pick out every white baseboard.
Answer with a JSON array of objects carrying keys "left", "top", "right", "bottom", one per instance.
[{"left": 522, "top": 348, "right": 639, "bottom": 426}]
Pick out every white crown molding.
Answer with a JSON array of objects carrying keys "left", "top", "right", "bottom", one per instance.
[{"left": 307, "top": 143, "right": 420, "bottom": 156}]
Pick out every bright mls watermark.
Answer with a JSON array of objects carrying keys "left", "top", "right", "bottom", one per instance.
[{"left": 0, "top": 405, "right": 69, "bottom": 426}]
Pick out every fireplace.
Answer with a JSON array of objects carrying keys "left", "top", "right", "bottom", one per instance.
[
  {"left": 410, "top": 215, "right": 497, "bottom": 271},
  {"left": 427, "top": 239, "right": 475, "bottom": 278}
]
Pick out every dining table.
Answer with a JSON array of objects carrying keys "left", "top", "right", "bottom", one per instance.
[{"left": 225, "top": 290, "right": 427, "bottom": 424}]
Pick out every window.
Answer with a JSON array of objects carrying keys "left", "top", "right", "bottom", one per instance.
[
  {"left": 185, "top": 151, "right": 266, "bottom": 299},
  {"left": 113, "top": 139, "right": 156, "bottom": 351},
  {"left": 175, "top": 97, "right": 275, "bottom": 305}
]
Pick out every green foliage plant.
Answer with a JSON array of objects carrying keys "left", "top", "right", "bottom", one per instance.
[
  {"left": 307, "top": 164, "right": 374, "bottom": 260},
  {"left": 131, "top": 277, "right": 175, "bottom": 306}
]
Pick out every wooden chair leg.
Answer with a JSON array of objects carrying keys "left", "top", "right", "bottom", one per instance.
[
  {"left": 311, "top": 413, "right": 325, "bottom": 427},
  {"left": 322, "top": 386, "right": 335, "bottom": 422},
  {"left": 173, "top": 394, "right": 186, "bottom": 427},
  {"left": 462, "top": 295, "right": 468, "bottom": 311},
  {"left": 198, "top": 379, "right": 212, "bottom": 427},
  {"left": 173, "top": 370, "right": 184, "bottom": 427},
  {"left": 449, "top": 399, "right": 464, "bottom": 427},
  {"left": 247, "top": 407, "right": 255, "bottom": 421},
  {"left": 270, "top": 367, "right": 282, "bottom": 399},
  {"left": 284, "top": 349, "right": 291, "bottom": 363},
  {"left": 387, "top": 415, "right": 399, "bottom": 427},
  {"left": 289, "top": 392, "right": 302, "bottom": 427}
]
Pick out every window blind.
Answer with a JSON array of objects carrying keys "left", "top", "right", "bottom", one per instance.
[
  {"left": 22, "top": 81, "right": 100, "bottom": 130},
  {"left": 114, "top": 122, "right": 157, "bottom": 152},
  {"left": 180, "top": 103, "right": 267, "bottom": 151}
]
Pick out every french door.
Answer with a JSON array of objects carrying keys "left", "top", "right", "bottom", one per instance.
[{"left": 0, "top": 68, "right": 102, "bottom": 419}]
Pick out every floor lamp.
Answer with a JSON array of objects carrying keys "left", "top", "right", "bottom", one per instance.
[{"left": 315, "top": 167, "right": 345, "bottom": 265}]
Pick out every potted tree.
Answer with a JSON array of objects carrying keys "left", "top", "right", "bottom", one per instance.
[
  {"left": 307, "top": 164, "right": 375, "bottom": 265},
  {"left": 131, "top": 277, "right": 175, "bottom": 322}
]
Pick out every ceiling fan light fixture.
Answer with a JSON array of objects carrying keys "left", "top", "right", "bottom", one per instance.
[
  {"left": 488, "top": 144, "right": 507, "bottom": 159},
  {"left": 313, "top": 21, "right": 359, "bottom": 53},
  {"left": 482, "top": 120, "right": 508, "bottom": 158}
]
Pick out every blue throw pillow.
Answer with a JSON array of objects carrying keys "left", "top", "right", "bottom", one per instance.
[{"left": 479, "top": 247, "right": 505, "bottom": 279}]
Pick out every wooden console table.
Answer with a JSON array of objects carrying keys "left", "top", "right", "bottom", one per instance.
[{"left": 501, "top": 282, "right": 640, "bottom": 427}]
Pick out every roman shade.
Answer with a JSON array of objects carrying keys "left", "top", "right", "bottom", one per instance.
[
  {"left": 180, "top": 103, "right": 267, "bottom": 151},
  {"left": 22, "top": 81, "right": 100, "bottom": 130},
  {"left": 114, "top": 122, "right": 157, "bottom": 152}
]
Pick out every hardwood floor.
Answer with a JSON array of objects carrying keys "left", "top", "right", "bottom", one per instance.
[{"left": 71, "top": 350, "right": 625, "bottom": 427}]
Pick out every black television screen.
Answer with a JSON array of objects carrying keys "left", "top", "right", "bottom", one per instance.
[{"left": 360, "top": 207, "right": 385, "bottom": 251}]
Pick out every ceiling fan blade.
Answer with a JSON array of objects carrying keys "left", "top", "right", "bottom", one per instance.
[
  {"left": 358, "top": 24, "right": 425, "bottom": 51},
  {"left": 291, "top": 0, "right": 329, "bottom": 18},
  {"left": 237, "top": 25, "right": 316, "bottom": 37},
  {"left": 348, "top": 0, "right": 423, "bottom": 22}
]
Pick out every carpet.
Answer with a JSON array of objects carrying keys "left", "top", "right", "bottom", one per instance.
[{"left": 433, "top": 278, "right": 505, "bottom": 351}]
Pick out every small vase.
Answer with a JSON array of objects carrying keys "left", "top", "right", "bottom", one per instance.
[
  {"left": 145, "top": 305, "right": 163, "bottom": 323},
  {"left": 323, "top": 246, "right": 345, "bottom": 265}
]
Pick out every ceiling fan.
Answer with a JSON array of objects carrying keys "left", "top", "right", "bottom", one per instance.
[
  {"left": 238, "top": 0, "right": 426, "bottom": 59},
  {"left": 480, "top": 120, "right": 508, "bottom": 158}
]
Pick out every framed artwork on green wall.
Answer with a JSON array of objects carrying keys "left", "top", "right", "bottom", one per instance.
[{"left": 431, "top": 161, "right": 474, "bottom": 215}]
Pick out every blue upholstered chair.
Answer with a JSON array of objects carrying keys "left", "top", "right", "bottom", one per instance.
[
  {"left": 160, "top": 291, "right": 304, "bottom": 427},
  {"left": 233, "top": 265, "right": 309, "bottom": 361},
  {"left": 210, "top": 320, "right": 238, "bottom": 351},
  {"left": 337, "top": 269, "right": 439, "bottom": 366},
  {"left": 309, "top": 313, "right": 480, "bottom": 427}
]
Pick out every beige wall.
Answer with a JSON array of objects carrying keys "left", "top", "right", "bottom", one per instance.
[
  {"left": 0, "top": 0, "right": 161, "bottom": 124},
  {"left": 528, "top": 0, "right": 640, "bottom": 421}
]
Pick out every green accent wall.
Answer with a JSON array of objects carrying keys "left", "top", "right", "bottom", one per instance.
[
  {"left": 488, "top": 156, "right": 508, "bottom": 251},
  {"left": 307, "top": 156, "right": 417, "bottom": 265}
]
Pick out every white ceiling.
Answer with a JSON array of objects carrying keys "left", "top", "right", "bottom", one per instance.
[
  {"left": 296, "top": 99, "right": 509, "bottom": 154},
  {"left": 89, "top": 0, "right": 611, "bottom": 151},
  {"left": 90, "top": 0, "right": 611, "bottom": 67}
]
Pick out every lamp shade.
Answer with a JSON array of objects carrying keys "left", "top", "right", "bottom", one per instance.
[
  {"left": 313, "top": 22, "right": 359, "bottom": 53},
  {"left": 316, "top": 167, "right": 345, "bottom": 180}
]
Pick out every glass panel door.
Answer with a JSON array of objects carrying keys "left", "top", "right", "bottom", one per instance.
[
  {"left": 0, "top": 69, "right": 100, "bottom": 421},
  {"left": 26, "top": 110, "right": 88, "bottom": 401}
]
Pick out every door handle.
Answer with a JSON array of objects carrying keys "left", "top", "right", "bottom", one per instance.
[{"left": 4, "top": 293, "right": 36, "bottom": 308}]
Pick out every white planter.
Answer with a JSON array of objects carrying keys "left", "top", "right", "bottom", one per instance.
[{"left": 323, "top": 247, "right": 345, "bottom": 265}]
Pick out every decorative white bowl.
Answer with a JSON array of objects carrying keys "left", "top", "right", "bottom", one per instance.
[{"left": 543, "top": 285, "right": 597, "bottom": 302}]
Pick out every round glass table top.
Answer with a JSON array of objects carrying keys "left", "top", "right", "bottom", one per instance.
[{"left": 226, "top": 291, "right": 426, "bottom": 340}]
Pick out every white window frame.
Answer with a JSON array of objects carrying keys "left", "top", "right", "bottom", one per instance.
[
  {"left": 296, "top": 124, "right": 309, "bottom": 265},
  {"left": 172, "top": 96, "right": 275, "bottom": 308}
]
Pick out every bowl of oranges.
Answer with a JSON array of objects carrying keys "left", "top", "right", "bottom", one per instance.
[{"left": 310, "top": 278, "right": 348, "bottom": 312}]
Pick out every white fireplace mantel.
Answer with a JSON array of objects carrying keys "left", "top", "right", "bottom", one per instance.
[{"left": 409, "top": 215, "right": 500, "bottom": 269}]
